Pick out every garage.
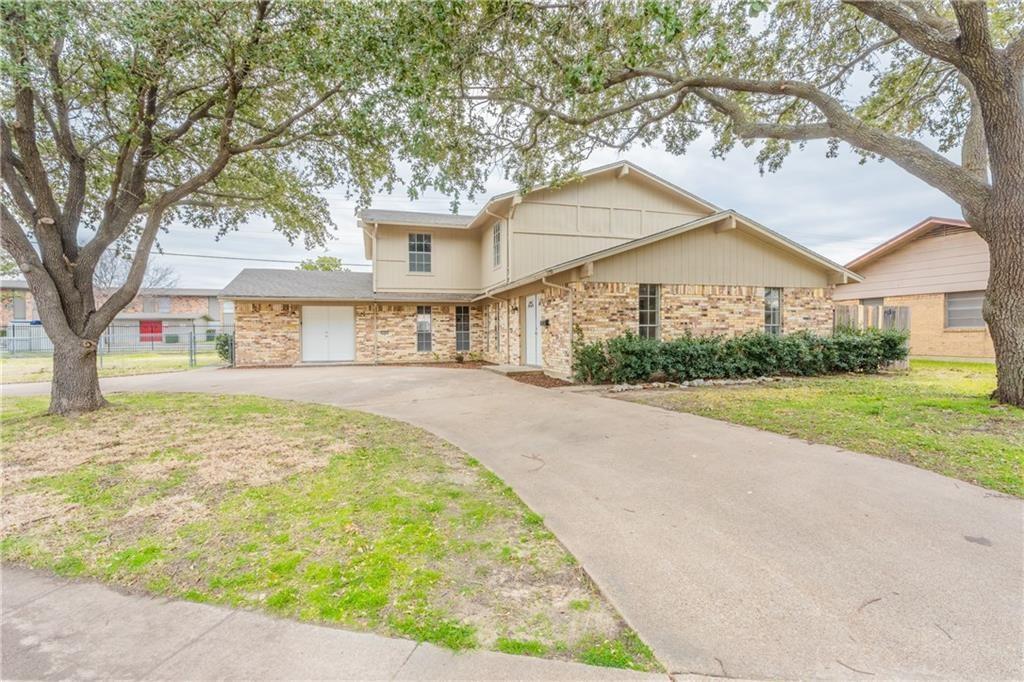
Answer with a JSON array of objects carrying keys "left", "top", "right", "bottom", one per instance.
[{"left": 301, "top": 306, "right": 355, "bottom": 362}]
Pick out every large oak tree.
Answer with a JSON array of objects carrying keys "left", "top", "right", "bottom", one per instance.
[
  {"left": 430, "top": 0, "right": 1024, "bottom": 405},
  {"left": 1, "top": 0, "right": 483, "bottom": 415}
]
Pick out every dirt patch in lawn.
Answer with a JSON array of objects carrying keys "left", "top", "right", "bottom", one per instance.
[{"left": 0, "top": 392, "right": 658, "bottom": 671}]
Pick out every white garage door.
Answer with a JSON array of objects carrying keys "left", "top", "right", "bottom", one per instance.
[{"left": 301, "top": 306, "right": 355, "bottom": 362}]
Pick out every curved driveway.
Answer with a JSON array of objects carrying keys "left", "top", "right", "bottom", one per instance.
[{"left": 6, "top": 366, "right": 1022, "bottom": 679}]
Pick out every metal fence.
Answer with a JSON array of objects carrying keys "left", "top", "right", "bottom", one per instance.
[{"left": 1, "top": 321, "right": 235, "bottom": 367}]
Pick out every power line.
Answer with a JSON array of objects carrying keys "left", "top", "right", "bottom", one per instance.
[{"left": 157, "top": 251, "right": 372, "bottom": 268}]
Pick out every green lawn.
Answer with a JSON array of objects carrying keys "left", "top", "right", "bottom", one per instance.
[
  {"left": 618, "top": 360, "right": 1023, "bottom": 497},
  {"left": 0, "top": 393, "right": 657, "bottom": 671},
  {"left": 1, "top": 351, "right": 223, "bottom": 384}
]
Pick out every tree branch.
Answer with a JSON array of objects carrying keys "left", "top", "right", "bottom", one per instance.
[{"left": 846, "top": 1, "right": 963, "bottom": 66}]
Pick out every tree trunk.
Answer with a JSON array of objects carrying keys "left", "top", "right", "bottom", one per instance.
[
  {"left": 981, "top": 207, "right": 1024, "bottom": 407},
  {"left": 49, "top": 336, "right": 107, "bottom": 416}
]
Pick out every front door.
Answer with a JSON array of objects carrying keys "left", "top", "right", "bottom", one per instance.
[
  {"left": 524, "top": 294, "right": 542, "bottom": 366},
  {"left": 302, "top": 306, "right": 356, "bottom": 362}
]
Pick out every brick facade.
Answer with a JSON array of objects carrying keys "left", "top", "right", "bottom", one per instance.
[
  {"left": 883, "top": 293, "right": 993, "bottom": 358},
  {"left": 234, "top": 301, "right": 484, "bottom": 367},
  {"left": 536, "top": 282, "right": 835, "bottom": 377},
  {"left": 1, "top": 289, "right": 216, "bottom": 327},
  {"left": 118, "top": 294, "right": 211, "bottom": 316},
  {"left": 233, "top": 284, "right": 835, "bottom": 372},
  {"left": 234, "top": 302, "right": 301, "bottom": 367}
]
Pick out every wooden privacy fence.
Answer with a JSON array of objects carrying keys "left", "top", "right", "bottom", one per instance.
[
  {"left": 834, "top": 304, "right": 910, "bottom": 332},
  {"left": 834, "top": 304, "right": 911, "bottom": 370}
]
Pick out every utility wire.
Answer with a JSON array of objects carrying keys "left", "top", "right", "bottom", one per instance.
[{"left": 158, "top": 251, "right": 372, "bottom": 268}]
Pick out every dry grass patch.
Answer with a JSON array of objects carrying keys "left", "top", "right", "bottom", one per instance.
[{"left": 0, "top": 392, "right": 657, "bottom": 670}]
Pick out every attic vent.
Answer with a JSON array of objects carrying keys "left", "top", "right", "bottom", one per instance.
[{"left": 914, "top": 224, "right": 971, "bottom": 241}]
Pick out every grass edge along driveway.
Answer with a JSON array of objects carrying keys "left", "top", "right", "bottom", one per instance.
[
  {"left": 0, "top": 392, "right": 658, "bottom": 672},
  {"left": 617, "top": 360, "right": 1023, "bottom": 497}
]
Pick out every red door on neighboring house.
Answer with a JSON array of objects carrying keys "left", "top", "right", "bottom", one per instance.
[{"left": 140, "top": 320, "right": 162, "bottom": 342}]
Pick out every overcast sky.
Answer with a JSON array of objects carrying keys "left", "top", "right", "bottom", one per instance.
[{"left": 151, "top": 136, "right": 961, "bottom": 289}]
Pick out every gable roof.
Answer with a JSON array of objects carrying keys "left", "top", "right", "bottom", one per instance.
[
  {"left": 220, "top": 269, "right": 475, "bottom": 302},
  {"left": 357, "top": 160, "right": 720, "bottom": 233},
  {"left": 475, "top": 210, "right": 861, "bottom": 299},
  {"left": 846, "top": 217, "right": 971, "bottom": 270}
]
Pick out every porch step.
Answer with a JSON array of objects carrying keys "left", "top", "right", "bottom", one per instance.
[{"left": 482, "top": 364, "right": 545, "bottom": 376}]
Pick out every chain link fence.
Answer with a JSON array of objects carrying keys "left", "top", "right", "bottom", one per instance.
[{"left": 1, "top": 321, "right": 236, "bottom": 369}]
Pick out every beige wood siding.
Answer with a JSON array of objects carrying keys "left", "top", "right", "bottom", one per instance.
[
  {"left": 587, "top": 226, "right": 831, "bottom": 287},
  {"left": 836, "top": 230, "right": 989, "bottom": 300},
  {"left": 374, "top": 226, "right": 481, "bottom": 292},
  {"left": 479, "top": 220, "right": 507, "bottom": 289},
  {"left": 509, "top": 172, "right": 711, "bottom": 279}
]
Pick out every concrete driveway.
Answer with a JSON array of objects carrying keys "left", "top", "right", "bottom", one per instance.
[{"left": 5, "top": 366, "right": 1022, "bottom": 679}]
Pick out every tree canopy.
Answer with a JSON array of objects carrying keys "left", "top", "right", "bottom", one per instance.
[
  {"left": 297, "top": 255, "right": 348, "bottom": 271},
  {"left": 0, "top": 0, "right": 485, "bottom": 413}
]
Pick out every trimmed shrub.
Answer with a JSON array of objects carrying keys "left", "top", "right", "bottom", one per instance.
[
  {"left": 572, "top": 328, "right": 908, "bottom": 384},
  {"left": 215, "top": 333, "right": 233, "bottom": 363}
]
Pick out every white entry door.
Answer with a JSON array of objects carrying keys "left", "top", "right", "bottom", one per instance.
[
  {"left": 302, "top": 306, "right": 355, "bottom": 362},
  {"left": 524, "top": 294, "right": 542, "bottom": 366}
]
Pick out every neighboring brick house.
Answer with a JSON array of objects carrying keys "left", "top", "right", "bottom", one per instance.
[
  {"left": 834, "top": 217, "right": 994, "bottom": 360},
  {"left": 223, "top": 161, "right": 859, "bottom": 376},
  {"left": 0, "top": 280, "right": 229, "bottom": 339}
]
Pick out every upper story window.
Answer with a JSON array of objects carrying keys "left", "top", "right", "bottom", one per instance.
[
  {"left": 945, "top": 291, "right": 985, "bottom": 328},
  {"left": 638, "top": 284, "right": 660, "bottom": 339},
  {"left": 493, "top": 222, "right": 501, "bottom": 268},
  {"left": 207, "top": 296, "right": 220, "bottom": 318},
  {"left": 764, "top": 287, "right": 782, "bottom": 335},
  {"left": 409, "top": 233, "right": 432, "bottom": 273},
  {"left": 158, "top": 296, "right": 172, "bottom": 313},
  {"left": 143, "top": 297, "right": 157, "bottom": 313}
]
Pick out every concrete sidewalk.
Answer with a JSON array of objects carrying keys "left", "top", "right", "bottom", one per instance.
[{"left": 1, "top": 567, "right": 665, "bottom": 681}]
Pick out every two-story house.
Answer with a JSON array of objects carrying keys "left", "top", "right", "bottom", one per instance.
[{"left": 221, "top": 161, "right": 860, "bottom": 375}]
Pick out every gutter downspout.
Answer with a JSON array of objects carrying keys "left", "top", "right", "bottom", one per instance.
[{"left": 542, "top": 277, "right": 573, "bottom": 375}]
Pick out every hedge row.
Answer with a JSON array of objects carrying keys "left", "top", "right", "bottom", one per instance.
[{"left": 572, "top": 328, "right": 909, "bottom": 384}]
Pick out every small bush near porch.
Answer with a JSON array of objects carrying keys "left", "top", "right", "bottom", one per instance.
[
  {"left": 617, "top": 360, "right": 1023, "bottom": 497},
  {"left": 0, "top": 393, "right": 657, "bottom": 671}
]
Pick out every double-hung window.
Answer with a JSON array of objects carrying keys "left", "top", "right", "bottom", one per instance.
[
  {"left": 409, "top": 233, "right": 432, "bottom": 273},
  {"left": 416, "top": 306, "right": 432, "bottom": 352},
  {"left": 945, "top": 291, "right": 985, "bottom": 328},
  {"left": 638, "top": 284, "right": 660, "bottom": 339},
  {"left": 493, "top": 222, "right": 502, "bottom": 268},
  {"left": 158, "top": 296, "right": 172, "bottom": 313},
  {"left": 455, "top": 305, "right": 470, "bottom": 351},
  {"left": 764, "top": 287, "right": 782, "bottom": 335}
]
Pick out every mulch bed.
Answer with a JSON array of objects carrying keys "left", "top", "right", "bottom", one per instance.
[{"left": 510, "top": 373, "right": 573, "bottom": 388}]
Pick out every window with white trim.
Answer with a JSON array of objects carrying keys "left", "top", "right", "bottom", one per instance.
[
  {"left": 416, "top": 305, "right": 432, "bottom": 351},
  {"left": 158, "top": 296, "right": 172, "bottom": 313},
  {"left": 493, "top": 222, "right": 502, "bottom": 268},
  {"left": 455, "top": 305, "right": 470, "bottom": 351},
  {"left": 764, "top": 287, "right": 782, "bottom": 335},
  {"left": 945, "top": 291, "right": 985, "bottom": 328},
  {"left": 409, "top": 233, "right": 432, "bottom": 273},
  {"left": 638, "top": 284, "right": 660, "bottom": 339}
]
